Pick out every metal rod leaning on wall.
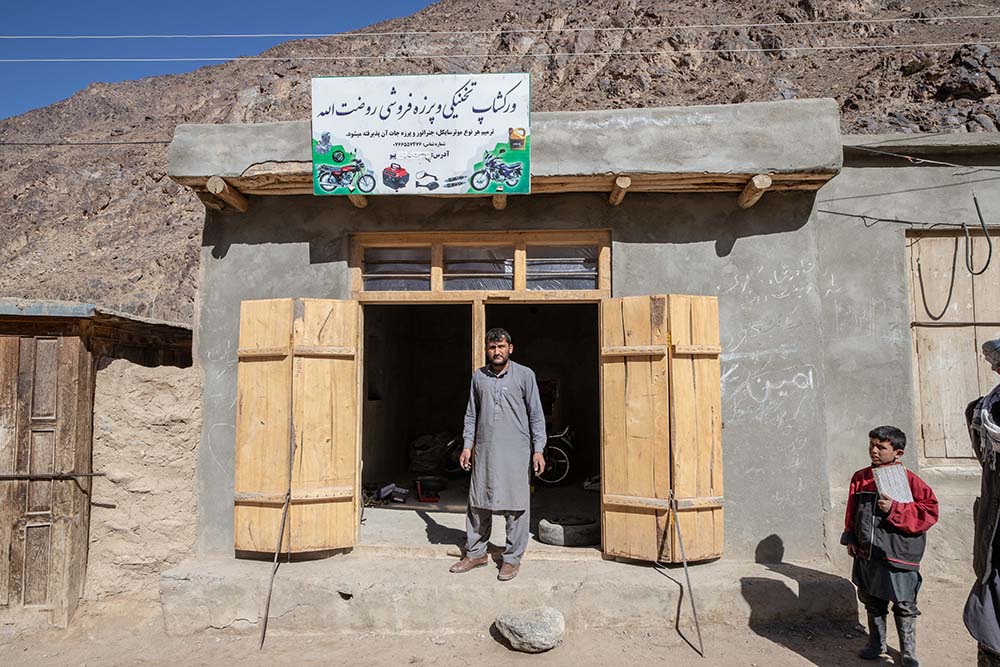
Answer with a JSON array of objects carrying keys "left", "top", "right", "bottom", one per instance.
[
  {"left": 0, "top": 472, "right": 106, "bottom": 481},
  {"left": 671, "top": 491, "right": 705, "bottom": 658},
  {"left": 260, "top": 317, "right": 300, "bottom": 651}
]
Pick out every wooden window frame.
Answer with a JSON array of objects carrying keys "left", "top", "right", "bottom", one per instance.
[{"left": 350, "top": 230, "right": 612, "bottom": 303}]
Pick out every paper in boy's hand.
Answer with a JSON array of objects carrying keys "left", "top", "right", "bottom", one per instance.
[{"left": 872, "top": 463, "right": 914, "bottom": 503}]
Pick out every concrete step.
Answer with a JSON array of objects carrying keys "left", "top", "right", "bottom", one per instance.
[{"left": 160, "top": 552, "right": 860, "bottom": 636}]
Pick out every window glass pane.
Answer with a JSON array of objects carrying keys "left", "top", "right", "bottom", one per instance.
[
  {"left": 526, "top": 245, "right": 598, "bottom": 290},
  {"left": 363, "top": 247, "right": 431, "bottom": 291},
  {"left": 443, "top": 245, "right": 514, "bottom": 291}
]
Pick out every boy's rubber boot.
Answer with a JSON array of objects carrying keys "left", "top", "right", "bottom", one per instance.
[
  {"left": 858, "top": 613, "right": 887, "bottom": 659},
  {"left": 896, "top": 615, "right": 919, "bottom": 667}
]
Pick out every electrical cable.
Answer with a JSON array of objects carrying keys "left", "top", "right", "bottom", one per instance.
[
  {"left": 848, "top": 145, "right": 1000, "bottom": 174},
  {"left": 964, "top": 194, "right": 994, "bottom": 275},
  {"left": 1, "top": 40, "right": 998, "bottom": 63},
  {"left": 1, "top": 13, "right": 998, "bottom": 39}
]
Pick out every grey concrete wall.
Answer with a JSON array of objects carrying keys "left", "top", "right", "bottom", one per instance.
[
  {"left": 196, "top": 191, "right": 836, "bottom": 560},
  {"left": 194, "top": 154, "right": 999, "bottom": 560}
]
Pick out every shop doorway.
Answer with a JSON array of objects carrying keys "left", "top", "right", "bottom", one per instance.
[
  {"left": 358, "top": 302, "right": 602, "bottom": 554},
  {"left": 232, "top": 294, "right": 723, "bottom": 564}
]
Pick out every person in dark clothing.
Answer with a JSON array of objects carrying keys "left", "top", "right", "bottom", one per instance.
[
  {"left": 965, "top": 338, "right": 1000, "bottom": 667},
  {"left": 841, "top": 426, "right": 939, "bottom": 667}
]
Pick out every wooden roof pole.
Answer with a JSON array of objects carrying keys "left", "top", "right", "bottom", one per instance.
[
  {"left": 206, "top": 176, "right": 249, "bottom": 213},
  {"left": 347, "top": 194, "right": 368, "bottom": 209},
  {"left": 609, "top": 175, "right": 631, "bottom": 206},
  {"left": 737, "top": 174, "right": 773, "bottom": 209},
  {"left": 492, "top": 194, "right": 508, "bottom": 210}
]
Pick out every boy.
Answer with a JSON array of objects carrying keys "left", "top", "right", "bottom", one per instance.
[{"left": 842, "top": 426, "right": 939, "bottom": 667}]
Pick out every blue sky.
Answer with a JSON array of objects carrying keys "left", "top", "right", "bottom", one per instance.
[{"left": 0, "top": 0, "right": 434, "bottom": 120}]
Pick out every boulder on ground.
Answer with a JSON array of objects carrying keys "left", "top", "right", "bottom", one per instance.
[{"left": 494, "top": 607, "right": 565, "bottom": 653}]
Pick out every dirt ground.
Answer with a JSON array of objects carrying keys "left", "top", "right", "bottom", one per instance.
[{"left": 0, "top": 576, "right": 975, "bottom": 666}]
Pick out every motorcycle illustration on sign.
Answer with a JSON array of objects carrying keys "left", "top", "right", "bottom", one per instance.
[
  {"left": 312, "top": 74, "right": 530, "bottom": 196},
  {"left": 316, "top": 159, "right": 376, "bottom": 193},
  {"left": 469, "top": 150, "right": 523, "bottom": 191}
]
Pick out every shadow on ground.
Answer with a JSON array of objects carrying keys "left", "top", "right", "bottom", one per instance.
[{"left": 741, "top": 534, "right": 868, "bottom": 666}]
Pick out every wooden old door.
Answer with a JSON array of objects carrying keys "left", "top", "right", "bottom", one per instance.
[
  {"left": 599, "top": 295, "right": 723, "bottom": 563},
  {"left": 234, "top": 299, "right": 361, "bottom": 554},
  {"left": 0, "top": 334, "right": 94, "bottom": 626}
]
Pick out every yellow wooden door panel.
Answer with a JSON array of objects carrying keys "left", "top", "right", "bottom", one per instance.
[
  {"left": 668, "top": 295, "right": 724, "bottom": 562},
  {"left": 233, "top": 298, "right": 361, "bottom": 554},
  {"left": 600, "top": 296, "right": 671, "bottom": 562},
  {"left": 234, "top": 299, "right": 294, "bottom": 552},
  {"left": 289, "top": 299, "right": 360, "bottom": 552}
]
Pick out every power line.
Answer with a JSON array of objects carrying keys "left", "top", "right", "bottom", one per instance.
[
  {"left": 1, "top": 13, "right": 998, "bottom": 39},
  {"left": 1, "top": 40, "right": 997, "bottom": 63},
  {"left": 849, "top": 145, "right": 1000, "bottom": 173},
  {"left": 0, "top": 140, "right": 170, "bottom": 146}
]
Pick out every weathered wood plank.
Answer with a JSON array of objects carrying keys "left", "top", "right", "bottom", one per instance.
[
  {"left": 600, "top": 298, "right": 629, "bottom": 559},
  {"left": 668, "top": 295, "right": 724, "bottom": 561},
  {"left": 49, "top": 336, "right": 81, "bottom": 625},
  {"left": 289, "top": 299, "right": 360, "bottom": 552},
  {"left": 9, "top": 337, "right": 34, "bottom": 605},
  {"left": 0, "top": 336, "right": 19, "bottom": 606},
  {"left": 649, "top": 295, "right": 671, "bottom": 562},
  {"left": 234, "top": 300, "right": 295, "bottom": 552},
  {"left": 601, "top": 345, "right": 667, "bottom": 357},
  {"left": 622, "top": 297, "right": 657, "bottom": 561},
  {"left": 914, "top": 326, "right": 978, "bottom": 458}
]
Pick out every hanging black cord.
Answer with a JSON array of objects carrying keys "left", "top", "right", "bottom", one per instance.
[{"left": 963, "top": 194, "right": 993, "bottom": 276}]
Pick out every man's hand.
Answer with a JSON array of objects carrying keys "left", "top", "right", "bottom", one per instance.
[
  {"left": 460, "top": 448, "right": 473, "bottom": 471},
  {"left": 847, "top": 544, "right": 857, "bottom": 557},
  {"left": 877, "top": 494, "right": 893, "bottom": 514},
  {"left": 532, "top": 452, "right": 546, "bottom": 476}
]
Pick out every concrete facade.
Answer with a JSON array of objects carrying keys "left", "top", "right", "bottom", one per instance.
[{"left": 173, "top": 102, "right": 1000, "bottom": 564}]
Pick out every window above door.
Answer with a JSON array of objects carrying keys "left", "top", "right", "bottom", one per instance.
[{"left": 351, "top": 231, "right": 611, "bottom": 301}]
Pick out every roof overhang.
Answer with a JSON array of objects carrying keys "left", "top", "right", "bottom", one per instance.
[{"left": 169, "top": 98, "right": 843, "bottom": 211}]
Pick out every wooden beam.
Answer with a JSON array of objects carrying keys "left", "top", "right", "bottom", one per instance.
[
  {"left": 608, "top": 175, "right": 631, "bottom": 206},
  {"left": 195, "top": 190, "right": 225, "bottom": 212},
  {"left": 347, "top": 194, "right": 368, "bottom": 209},
  {"left": 492, "top": 194, "right": 507, "bottom": 210},
  {"left": 173, "top": 169, "right": 836, "bottom": 198},
  {"left": 206, "top": 175, "right": 249, "bottom": 213},
  {"left": 737, "top": 174, "right": 773, "bottom": 209}
]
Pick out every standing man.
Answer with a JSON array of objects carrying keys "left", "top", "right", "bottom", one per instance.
[
  {"left": 449, "top": 328, "right": 547, "bottom": 581},
  {"left": 966, "top": 338, "right": 1000, "bottom": 666}
]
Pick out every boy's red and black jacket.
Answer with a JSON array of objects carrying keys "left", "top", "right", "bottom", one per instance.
[{"left": 840, "top": 465, "right": 939, "bottom": 571}]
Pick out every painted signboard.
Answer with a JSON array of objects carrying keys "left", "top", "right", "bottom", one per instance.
[{"left": 311, "top": 73, "right": 530, "bottom": 196}]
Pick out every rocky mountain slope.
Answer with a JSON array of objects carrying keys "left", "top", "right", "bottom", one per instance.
[{"left": 1, "top": 0, "right": 999, "bottom": 323}]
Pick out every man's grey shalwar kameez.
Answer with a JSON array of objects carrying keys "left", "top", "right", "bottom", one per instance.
[{"left": 462, "top": 360, "right": 546, "bottom": 565}]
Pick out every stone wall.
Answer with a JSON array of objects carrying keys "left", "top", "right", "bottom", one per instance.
[{"left": 83, "top": 358, "right": 200, "bottom": 610}]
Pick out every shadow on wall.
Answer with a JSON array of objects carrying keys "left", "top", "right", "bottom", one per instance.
[
  {"left": 614, "top": 191, "right": 818, "bottom": 257},
  {"left": 741, "top": 534, "right": 862, "bottom": 665},
  {"left": 200, "top": 190, "right": 820, "bottom": 262}
]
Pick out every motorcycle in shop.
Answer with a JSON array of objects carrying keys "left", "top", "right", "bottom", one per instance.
[
  {"left": 317, "top": 159, "right": 376, "bottom": 193},
  {"left": 469, "top": 150, "right": 523, "bottom": 191}
]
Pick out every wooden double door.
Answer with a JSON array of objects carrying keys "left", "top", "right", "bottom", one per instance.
[
  {"left": 233, "top": 295, "right": 724, "bottom": 563},
  {"left": 0, "top": 334, "right": 94, "bottom": 626}
]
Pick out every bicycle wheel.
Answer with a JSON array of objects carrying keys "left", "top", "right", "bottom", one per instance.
[
  {"left": 442, "top": 435, "right": 468, "bottom": 477},
  {"left": 537, "top": 444, "right": 570, "bottom": 486}
]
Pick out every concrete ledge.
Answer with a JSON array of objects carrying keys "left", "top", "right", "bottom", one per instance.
[
  {"left": 160, "top": 554, "right": 858, "bottom": 636},
  {"left": 168, "top": 99, "right": 842, "bottom": 180},
  {"left": 844, "top": 132, "right": 1000, "bottom": 158}
]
